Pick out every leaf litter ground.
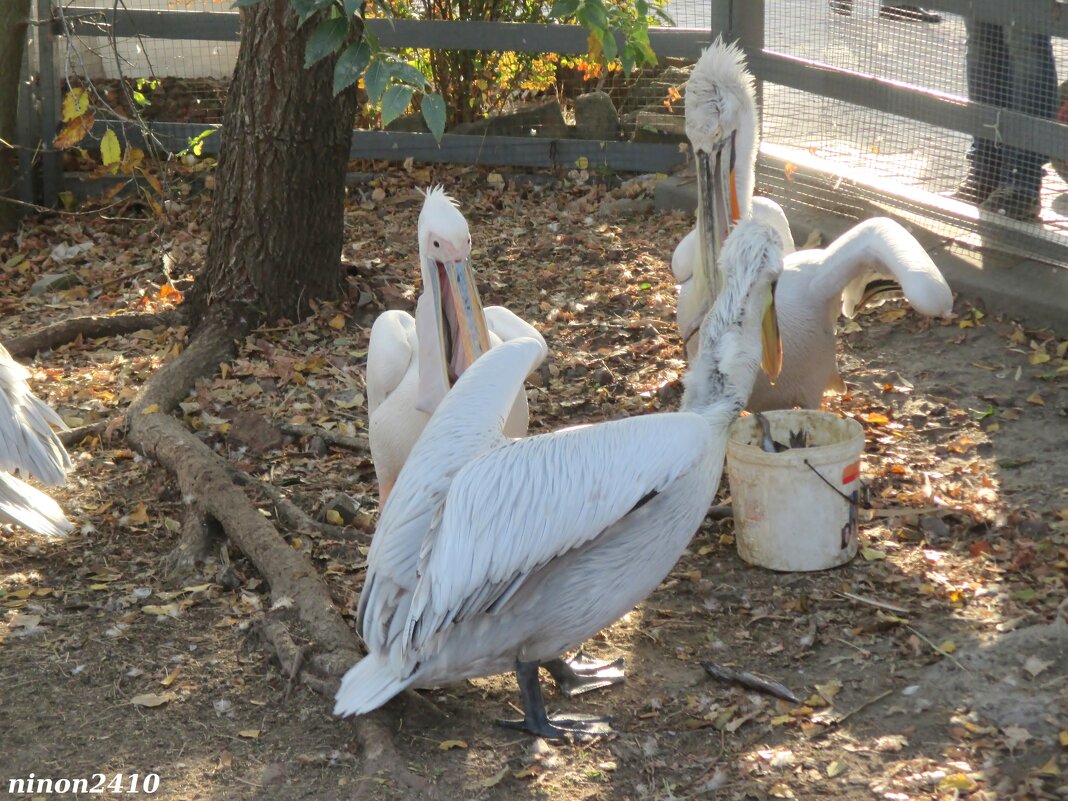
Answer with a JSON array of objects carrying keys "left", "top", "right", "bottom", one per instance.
[{"left": 0, "top": 163, "right": 1066, "bottom": 801}]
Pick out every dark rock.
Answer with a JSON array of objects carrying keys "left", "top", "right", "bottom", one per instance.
[
  {"left": 385, "top": 112, "right": 430, "bottom": 133},
  {"left": 920, "top": 515, "right": 951, "bottom": 542},
  {"left": 450, "top": 100, "right": 568, "bottom": 139},
  {"left": 228, "top": 411, "right": 284, "bottom": 453},
  {"left": 29, "top": 272, "right": 80, "bottom": 296},
  {"left": 574, "top": 90, "right": 620, "bottom": 141}
]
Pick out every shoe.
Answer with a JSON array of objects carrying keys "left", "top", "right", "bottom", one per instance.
[
  {"left": 829, "top": 0, "right": 852, "bottom": 14},
  {"left": 879, "top": 5, "right": 942, "bottom": 22},
  {"left": 979, "top": 186, "right": 1041, "bottom": 221}
]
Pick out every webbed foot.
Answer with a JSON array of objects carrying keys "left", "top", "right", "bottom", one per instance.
[{"left": 543, "top": 653, "right": 625, "bottom": 698}]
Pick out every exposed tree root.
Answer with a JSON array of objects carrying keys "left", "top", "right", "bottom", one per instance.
[
  {"left": 120, "top": 309, "right": 424, "bottom": 790},
  {"left": 229, "top": 468, "right": 369, "bottom": 543},
  {"left": 280, "top": 422, "right": 368, "bottom": 452},
  {"left": 161, "top": 506, "right": 226, "bottom": 583},
  {"left": 6, "top": 309, "right": 183, "bottom": 359}
]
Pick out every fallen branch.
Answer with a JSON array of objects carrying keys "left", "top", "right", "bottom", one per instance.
[
  {"left": 6, "top": 309, "right": 183, "bottom": 359},
  {"left": 702, "top": 661, "right": 800, "bottom": 704},
  {"left": 809, "top": 689, "right": 894, "bottom": 741},
  {"left": 280, "top": 422, "right": 368, "bottom": 452}
]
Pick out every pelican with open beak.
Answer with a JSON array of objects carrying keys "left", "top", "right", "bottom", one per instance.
[
  {"left": 366, "top": 187, "right": 547, "bottom": 504},
  {"left": 673, "top": 40, "right": 952, "bottom": 412}
]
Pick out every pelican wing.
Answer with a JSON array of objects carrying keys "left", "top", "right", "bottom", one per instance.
[
  {"left": 366, "top": 310, "right": 417, "bottom": 416},
  {"left": 797, "top": 218, "right": 953, "bottom": 319},
  {"left": 483, "top": 306, "right": 547, "bottom": 353},
  {"left": 401, "top": 412, "right": 713, "bottom": 661},
  {"left": 358, "top": 337, "right": 548, "bottom": 650},
  {"left": 0, "top": 346, "right": 70, "bottom": 486}
]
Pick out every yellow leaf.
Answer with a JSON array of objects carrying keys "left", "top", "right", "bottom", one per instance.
[
  {"left": 325, "top": 509, "right": 344, "bottom": 526},
  {"left": 575, "top": 156, "right": 589, "bottom": 170},
  {"left": 141, "top": 403, "right": 160, "bottom": 414},
  {"left": 878, "top": 309, "right": 907, "bottom": 323},
  {"left": 861, "top": 547, "right": 887, "bottom": 561},
  {"left": 142, "top": 603, "right": 179, "bottom": 617},
  {"left": 1038, "top": 756, "right": 1061, "bottom": 776},
  {"left": 815, "top": 678, "right": 842, "bottom": 702},
  {"left": 238, "top": 729, "right": 260, "bottom": 739},
  {"left": 1029, "top": 351, "right": 1051, "bottom": 365},
  {"left": 439, "top": 739, "right": 468, "bottom": 750},
  {"left": 468, "top": 767, "right": 509, "bottom": 790},
  {"left": 1058, "top": 730, "right": 1068, "bottom": 747},
  {"left": 938, "top": 639, "right": 957, "bottom": 654},
  {"left": 100, "top": 128, "right": 122, "bottom": 167},
  {"left": 290, "top": 536, "right": 303, "bottom": 550},
  {"left": 160, "top": 669, "right": 180, "bottom": 687},
  {"left": 586, "top": 31, "right": 602, "bottom": 63},
  {"left": 62, "top": 88, "right": 91, "bottom": 121},
  {"left": 863, "top": 413, "right": 890, "bottom": 425},
  {"left": 131, "top": 692, "right": 175, "bottom": 708},
  {"left": 53, "top": 112, "right": 94, "bottom": 149},
  {"left": 826, "top": 759, "right": 847, "bottom": 778},
  {"left": 938, "top": 773, "right": 978, "bottom": 791},
  {"left": 328, "top": 313, "right": 346, "bottom": 330},
  {"left": 783, "top": 162, "right": 797, "bottom": 182},
  {"left": 1026, "top": 392, "right": 1045, "bottom": 406}
]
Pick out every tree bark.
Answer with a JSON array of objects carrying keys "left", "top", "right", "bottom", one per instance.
[
  {"left": 0, "top": 0, "right": 31, "bottom": 232},
  {"left": 188, "top": 0, "right": 360, "bottom": 325}
]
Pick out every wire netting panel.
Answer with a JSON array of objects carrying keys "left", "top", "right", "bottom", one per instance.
[
  {"left": 59, "top": 0, "right": 236, "bottom": 123},
  {"left": 759, "top": 0, "right": 1068, "bottom": 258}
]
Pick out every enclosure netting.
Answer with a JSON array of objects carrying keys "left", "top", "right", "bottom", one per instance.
[
  {"left": 58, "top": 0, "right": 234, "bottom": 124},
  {"left": 51, "top": 0, "right": 1068, "bottom": 261},
  {"left": 757, "top": 0, "right": 1068, "bottom": 262}
]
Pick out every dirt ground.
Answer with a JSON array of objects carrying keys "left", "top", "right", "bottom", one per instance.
[{"left": 0, "top": 165, "right": 1066, "bottom": 801}]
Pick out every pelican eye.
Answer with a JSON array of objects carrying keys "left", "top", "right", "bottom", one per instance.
[{"left": 433, "top": 240, "right": 440, "bottom": 248}]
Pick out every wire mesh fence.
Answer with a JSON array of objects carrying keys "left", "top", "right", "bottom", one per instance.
[
  {"left": 756, "top": 0, "right": 1068, "bottom": 261},
  {"left": 25, "top": 0, "right": 1068, "bottom": 264}
]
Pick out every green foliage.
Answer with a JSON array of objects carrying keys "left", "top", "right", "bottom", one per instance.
[
  {"left": 550, "top": 0, "right": 671, "bottom": 75},
  {"left": 235, "top": 0, "right": 447, "bottom": 140}
]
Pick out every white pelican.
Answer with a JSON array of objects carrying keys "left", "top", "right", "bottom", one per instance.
[
  {"left": 366, "top": 187, "right": 546, "bottom": 504},
  {"left": 674, "top": 39, "right": 954, "bottom": 412},
  {"left": 0, "top": 344, "right": 72, "bottom": 538},
  {"left": 335, "top": 217, "right": 784, "bottom": 738}
]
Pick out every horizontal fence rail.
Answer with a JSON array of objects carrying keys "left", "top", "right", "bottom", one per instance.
[{"left": 61, "top": 7, "right": 717, "bottom": 59}]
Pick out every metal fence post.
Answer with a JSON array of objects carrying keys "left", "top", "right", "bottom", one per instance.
[
  {"left": 730, "top": 0, "right": 765, "bottom": 132},
  {"left": 16, "top": 19, "right": 36, "bottom": 205},
  {"left": 35, "top": 0, "right": 60, "bottom": 207}
]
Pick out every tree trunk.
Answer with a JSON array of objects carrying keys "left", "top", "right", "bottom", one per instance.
[
  {"left": 0, "top": 0, "right": 31, "bottom": 232},
  {"left": 188, "top": 0, "right": 360, "bottom": 325}
]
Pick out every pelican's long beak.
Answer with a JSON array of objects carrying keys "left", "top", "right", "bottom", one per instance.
[
  {"left": 693, "top": 131, "right": 740, "bottom": 328},
  {"left": 427, "top": 257, "right": 491, "bottom": 387},
  {"left": 761, "top": 281, "right": 782, "bottom": 383}
]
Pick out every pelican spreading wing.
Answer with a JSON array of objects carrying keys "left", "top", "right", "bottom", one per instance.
[
  {"left": 0, "top": 344, "right": 72, "bottom": 538},
  {"left": 336, "top": 218, "right": 784, "bottom": 739},
  {"left": 676, "top": 38, "right": 953, "bottom": 411}
]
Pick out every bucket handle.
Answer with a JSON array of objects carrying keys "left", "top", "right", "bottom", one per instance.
[
  {"left": 803, "top": 458, "right": 868, "bottom": 507},
  {"left": 804, "top": 458, "right": 866, "bottom": 551}
]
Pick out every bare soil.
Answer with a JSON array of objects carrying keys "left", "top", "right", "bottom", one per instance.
[{"left": 0, "top": 165, "right": 1065, "bottom": 801}]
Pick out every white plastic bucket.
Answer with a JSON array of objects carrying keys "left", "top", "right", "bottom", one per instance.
[{"left": 726, "top": 410, "right": 864, "bottom": 571}]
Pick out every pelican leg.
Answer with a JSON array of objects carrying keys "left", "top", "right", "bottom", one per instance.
[
  {"left": 542, "top": 653, "right": 625, "bottom": 698},
  {"left": 497, "top": 660, "right": 615, "bottom": 739}
]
